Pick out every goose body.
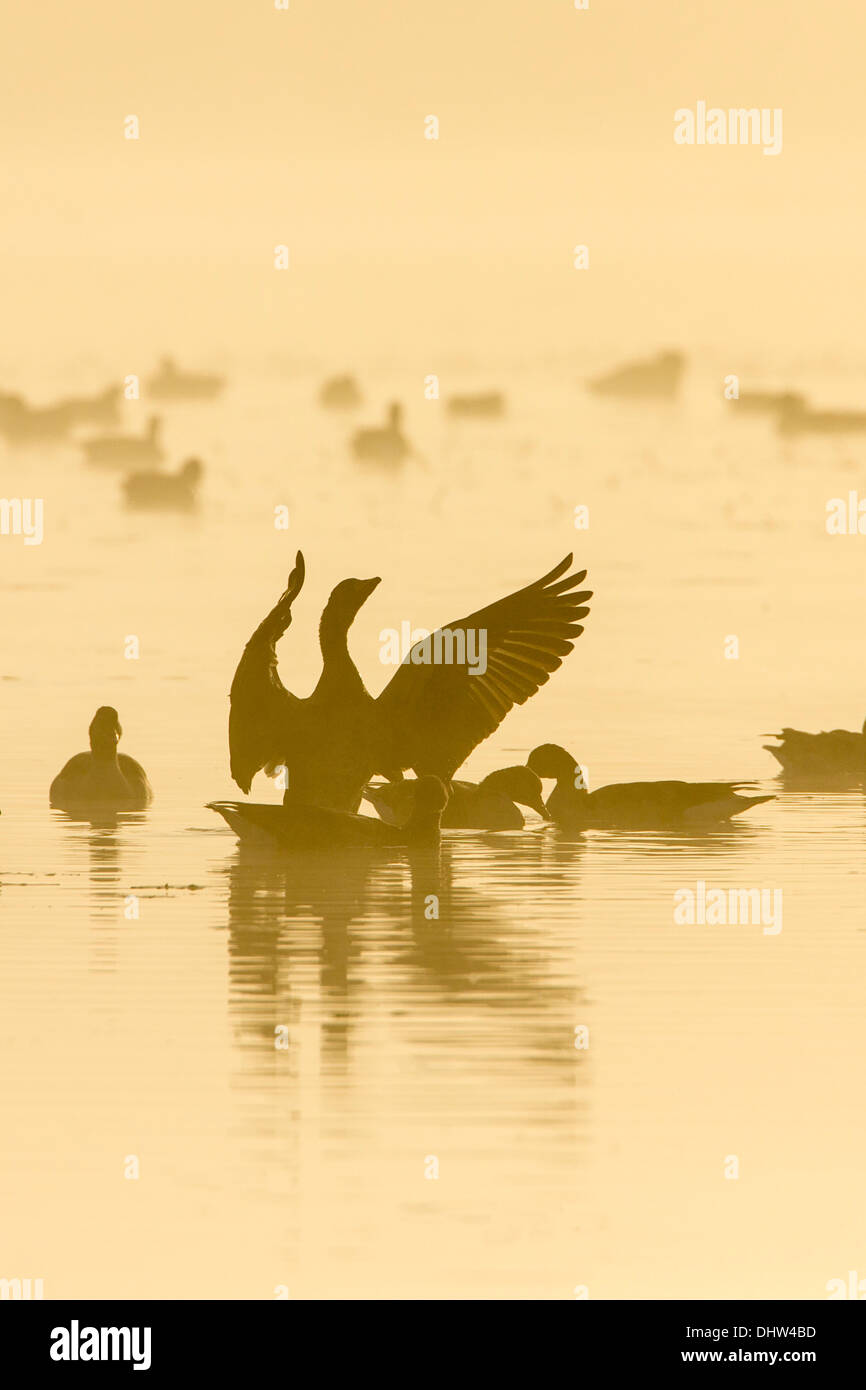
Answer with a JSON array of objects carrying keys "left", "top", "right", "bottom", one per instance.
[
  {"left": 82, "top": 415, "right": 164, "bottom": 468},
  {"left": 123, "top": 457, "right": 202, "bottom": 511},
  {"left": 208, "top": 776, "right": 448, "bottom": 851},
  {"left": 763, "top": 722, "right": 866, "bottom": 778},
  {"left": 447, "top": 392, "right": 505, "bottom": 419},
  {"left": 778, "top": 397, "right": 866, "bottom": 435},
  {"left": 588, "top": 350, "right": 685, "bottom": 400},
  {"left": 147, "top": 357, "right": 224, "bottom": 401},
  {"left": 351, "top": 402, "right": 410, "bottom": 464},
  {"left": 736, "top": 389, "right": 805, "bottom": 415},
  {"left": 0, "top": 393, "right": 75, "bottom": 442},
  {"left": 527, "top": 745, "right": 772, "bottom": 829},
  {"left": 364, "top": 765, "right": 546, "bottom": 830},
  {"left": 50, "top": 707, "right": 153, "bottom": 811},
  {"left": 229, "top": 552, "right": 592, "bottom": 813},
  {"left": 320, "top": 374, "right": 362, "bottom": 409}
]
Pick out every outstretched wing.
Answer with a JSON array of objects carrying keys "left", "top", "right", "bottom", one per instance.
[
  {"left": 229, "top": 552, "right": 305, "bottom": 793},
  {"left": 375, "top": 555, "right": 592, "bottom": 778}
]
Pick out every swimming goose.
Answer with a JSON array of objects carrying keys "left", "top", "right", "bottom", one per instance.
[
  {"left": 81, "top": 416, "right": 164, "bottom": 467},
  {"left": 588, "top": 350, "right": 685, "bottom": 399},
  {"left": 763, "top": 721, "right": 866, "bottom": 778},
  {"left": 364, "top": 765, "right": 547, "bottom": 830},
  {"left": 229, "top": 553, "right": 592, "bottom": 813},
  {"left": 351, "top": 402, "right": 410, "bottom": 464},
  {"left": 123, "top": 457, "right": 203, "bottom": 511},
  {"left": 447, "top": 392, "right": 505, "bottom": 419},
  {"left": 527, "top": 744, "right": 773, "bottom": 828},
  {"left": 320, "top": 374, "right": 362, "bottom": 409},
  {"left": 147, "top": 357, "right": 224, "bottom": 401},
  {"left": 59, "top": 385, "right": 121, "bottom": 427},
  {"left": 208, "top": 775, "right": 448, "bottom": 850},
  {"left": 0, "top": 393, "right": 75, "bottom": 442},
  {"left": 777, "top": 396, "right": 866, "bottom": 435},
  {"left": 49, "top": 707, "right": 153, "bottom": 810}
]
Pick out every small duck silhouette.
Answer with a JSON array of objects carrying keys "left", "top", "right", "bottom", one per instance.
[
  {"left": 527, "top": 744, "right": 772, "bottom": 828},
  {"left": 588, "top": 350, "right": 685, "bottom": 399},
  {"left": 351, "top": 402, "right": 410, "bottom": 465},
  {"left": 446, "top": 391, "right": 505, "bottom": 419},
  {"left": 320, "top": 374, "right": 362, "bottom": 409},
  {"left": 147, "top": 357, "right": 224, "bottom": 401},
  {"left": 208, "top": 775, "right": 448, "bottom": 850},
  {"left": 763, "top": 720, "right": 866, "bottom": 778},
  {"left": 81, "top": 416, "right": 164, "bottom": 468},
  {"left": 364, "top": 765, "right": 547, "bottom": 830},
  {"left": 50, "top": 707, "right": 153, "bottom": 810},
  {"left": 123, "top": 457, "right": 202, "bottom": 511}
]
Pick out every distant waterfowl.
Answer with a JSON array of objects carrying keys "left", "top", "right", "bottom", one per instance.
[
  {"left": 208, "top": 776, "right": 448, "bottom": 851},
  {"left": 123, "top": 457, "right": 203, "bottom": 511},
  {"left": 0, "top": 392, "right": 74, "bottom": 443},
  {"left": 588, "top": 350, "right": 685, "bottom": 399},
  {"left": 319, "top": 374, "right": 362, "bottom": 410},
  {"left": 736, "top": 389, "right": 805, "bottom": 415},
  {"left": 777, "top": 396, "right": 866, "bottom": 435},
  {"left": 446, "top": 391, "right": 505, "bottom": 419},
  {"left": 59, "top": 384, "right": 121, "bottom": 428},
  {"left": 351, "top": 402, "right": 410, "bottom": 465},
  {"left": 229, "top": 552, "right": 592, "bottom": 812},
  {"left": 81, "top": 415, "right": 164, "bottom": 468},
  {"left": 365, "top": 764, "right": 547, "bottom": 830},
  {"left": 147, "top": 357, "right": 224, "bottom": 402},
  {"left": 49, "top": 707, "right": 153, "bottom": 811},
  {"left": 763, "top": 721, "right": 866, "bottom": 778},
  {"left": 527, "top": 744, "right": 773, "bottom": 829}
]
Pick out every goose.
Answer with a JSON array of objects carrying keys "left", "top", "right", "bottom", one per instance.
[
  {"left": 49, "top": 707, "right": 153, "bottom": 810},
  {"left": 147, "top": 357, "right": 224, "bottom": 401},
  {"left": 777, "top": 396, "right": 866, "bottom": 435},
  {"left": 763, "top": 720, "right": 866, "bottom": 778},
  {"left": 735, "top": 389, "right": 805, "bottom": 415},
  {"left": 123, "top": 456, "right": 203, "bottom": 511},
  {"left": 81, "top": 415, "right": 164, "bottom": 468},
  {"left": 351, "top": 402, "right": 410, "bottom": 464},
  {"left": 587, "top": 350, "right": 685, "bottom": 399},
  {"left": 446, "top": 391, "right": 505, "bottom": 419},
  {"left": 229, "top": 552, "right": 592, "bottom": 813},
  {"left": 527, "top": 744, "right": 773, "bottom": 829},
  {"left": 320, "top": 374, "right": 362, "bottom": 410},
  {"left": 59, "top": 384, "right": 121, "bottom": 428},
  {"left": 364, "top": 765, "right": 547, "bottom": 830},
  {"left": 208, "top": 775, "right": 448, "bottom": 850},
  {"left": 0, "top": 393, "right": 75, "bottom": 443}
]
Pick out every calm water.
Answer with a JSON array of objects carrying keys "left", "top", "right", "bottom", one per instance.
[{"left": 2, "top": 353, "right": 865, "bottom": 1298}]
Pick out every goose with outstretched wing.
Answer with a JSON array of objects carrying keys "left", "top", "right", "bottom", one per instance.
[{"left": 228, "top": 552, "right": 592, "bottom": 812}]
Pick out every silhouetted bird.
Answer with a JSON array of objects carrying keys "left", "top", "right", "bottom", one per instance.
[
  {"left": 123, "top": 457, "right": 202, "bottom": 511},
  {"left": 527, "top": 744, "right": 772, "bottom": 828},
  {"left": 736, "top": 389, "right": 805, "bottom": 415},
  {"left": 49, "top": 707, "right": 153, "bottom": 810},
  {"left": 59, "top": 384, "right": 121, "bottom": 427},
  {"left": 208, "top": 775, "right": 448, "bottom": 850},
  {"left": 81, "top": 416, "right": 164, "bottom": 467},
  {"left": 777, "top": 395, "right": 866, "bottom": 435},
  {"left": 763, "top": 720, "right": 866, "bottom": 777},
  {"left": 446, "top": 392, "right": 505, "bottom": 418},
  {"left": 351, "top": 402, "right": 410, "bottom": 464},
  {"left": 147, "top": 357, "right": 224, "bottom": 401},
  {"left": 588, "top": 350, "right": 685, "bottom": 399},
  {"left": 229, "top": 552, "right": 592, "bottom": 812},
  {"left": 0, "top": 393, "right": 74, "bottom": 442},
  {"left": 319, "top": 374, "right": 362, "bottom": 409},
  {"left": 364, "top": 765, "right": 547, "bottom": 829}
]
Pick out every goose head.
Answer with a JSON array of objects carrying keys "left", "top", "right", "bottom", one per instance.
[
  {"left": 89, "top": 706, "right": 122, "bottom": 755},
  {"left": 322, "top": 575, "right": 381, "bottom": 631},
  {"left": 481, "top": 765, "right": 548, "bottom": 817},
  {"left": 411, "top": 776, "right": 449, "bottom": 816},
  {"left": 527, "top": 743, "right": 585, "bottom": 787},
  {"left": 180, "top": 457, "right": 204, "bottom": 484}
]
